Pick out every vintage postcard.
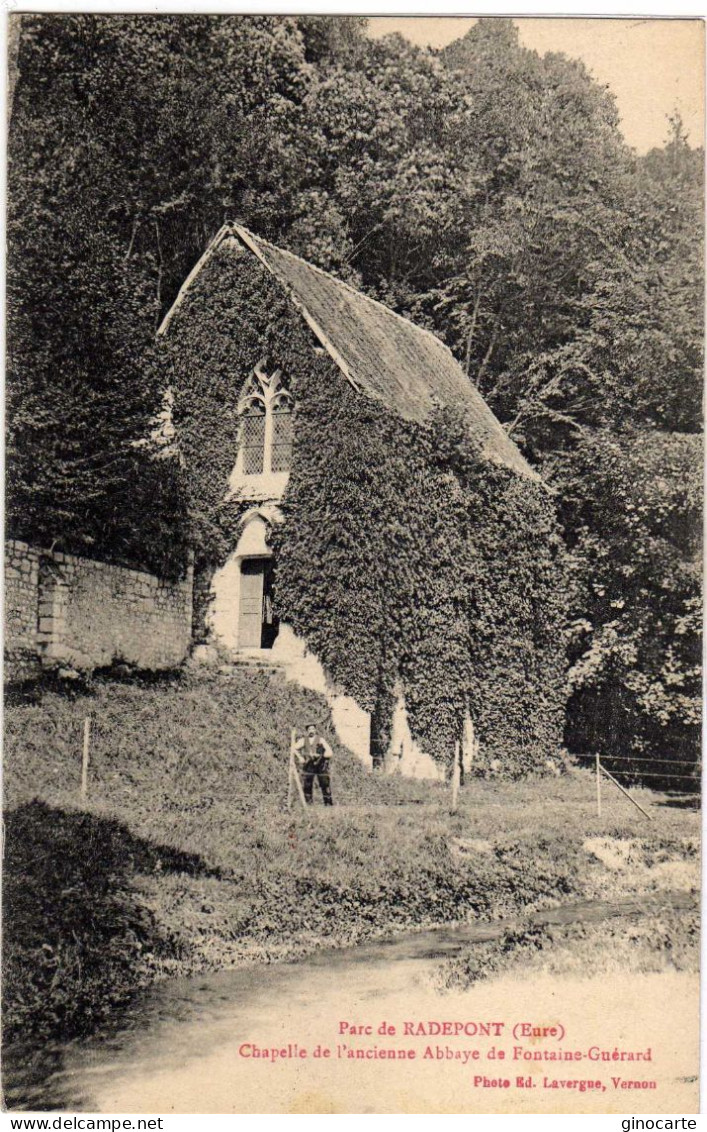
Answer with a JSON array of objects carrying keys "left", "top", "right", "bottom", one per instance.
[{"left": 3, "top": 12, "right": 703, "bottom": 1117}]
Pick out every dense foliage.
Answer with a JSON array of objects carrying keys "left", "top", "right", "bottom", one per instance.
[
  {"left": 8, "top": 14, "right": 702, "bottom": 772},
  {"left": 561, "top": 429, "right": 701, "bottom": 778},
  {"left": 7, "top": 16, "right": 190, "bottom": 575}
]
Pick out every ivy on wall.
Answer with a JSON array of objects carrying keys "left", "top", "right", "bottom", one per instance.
[
  {"left": 162, "top": 241, "right": 319, "bottom": 560},
  {"left": 164, "top": 239, "right": 569, "bottom": 774},
  {"left": 273, "top": 378, "right": 569, "bottom": 774}
]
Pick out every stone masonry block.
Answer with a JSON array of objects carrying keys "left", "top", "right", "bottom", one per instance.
[{"left": 7, "top": 538, "right": 192, "bottom": 677}]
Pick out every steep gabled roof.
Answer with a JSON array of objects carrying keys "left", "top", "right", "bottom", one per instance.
[{"left": 159, "top": 223, "right": 537, "bottom": 480}]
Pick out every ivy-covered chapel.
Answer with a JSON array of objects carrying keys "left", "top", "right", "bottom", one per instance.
[{"left": 159, "top": 224, "right": 568, "bottom": 779}]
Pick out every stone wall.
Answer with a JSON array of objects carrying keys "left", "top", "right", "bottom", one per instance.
[
  {"left": 5, "top": 540, "right": 42, "bottom": 682},
  {"left": 4, "top": 540, "right": 193, "bottom": 680}
]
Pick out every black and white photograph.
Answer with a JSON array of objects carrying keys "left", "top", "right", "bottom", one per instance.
[{"left": 3, "top": 10, "right": 703, "bottom": 1117}]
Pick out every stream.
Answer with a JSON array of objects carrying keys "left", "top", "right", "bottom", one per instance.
[{"left": 4, "top": 894, "right": 698, "bottom": 1115}]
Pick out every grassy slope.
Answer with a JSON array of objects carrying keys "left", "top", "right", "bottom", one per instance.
[
  {"left": 437, "top": 909, "right": 700, "bottom": 993},
  {"left": 3, "top": 670, "right": 700, "bottom": 1046}
]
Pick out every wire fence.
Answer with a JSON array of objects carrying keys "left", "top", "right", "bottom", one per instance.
[
  {"left": 598, "top": 755, "right": 699, "bottom": 764},
  {"left": 600, "top": 771, "right": 700, "bottom": 781},
  {"left": 71, "top": 713, "right": 701, "bottom": 824},
  {"left": 593, "top": 750, "right": 701, "bottom": 822},
  {"left": 598, "top": 758, "right": 701, "bottom": 781}
]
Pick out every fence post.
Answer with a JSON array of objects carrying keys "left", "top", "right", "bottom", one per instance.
[
  {"left": 462, "top": 707, "right": 475, "bottom": 781},
  {"left": 81, "top": 717, "right": 91, "bottom": 800},
  {"left": 451, "top": 740, "right": 460, "bottom": 813},
  {"left": 595, "top": 752, "right": 601, "bottom": 819},
  {"left": 287, "top": 728, "right": 294, "bottom": 810},
  {"left": 288, "top": 728, "right": 307, "bottom": 811}
]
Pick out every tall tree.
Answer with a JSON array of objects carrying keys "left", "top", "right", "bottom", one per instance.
[{"left": 7, "top": 16, "right": 170, "bottom": 567}]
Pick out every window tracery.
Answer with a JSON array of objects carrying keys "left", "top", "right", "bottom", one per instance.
[{"left": 238, "top": 359, "right": 293, "bottom": 476}]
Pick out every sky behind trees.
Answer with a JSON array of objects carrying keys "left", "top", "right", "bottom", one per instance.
[{"left": 368, "top": 17, "right": 704, "bottom": 153}]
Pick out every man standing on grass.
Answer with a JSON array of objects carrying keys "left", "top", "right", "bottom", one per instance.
[{"left": 295, "top": 722, "right": 334, "bottom": 806}]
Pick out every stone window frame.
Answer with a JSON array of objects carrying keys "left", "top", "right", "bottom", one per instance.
[{"left": 237, "top": 359, "right": 293, "bottom": 477}]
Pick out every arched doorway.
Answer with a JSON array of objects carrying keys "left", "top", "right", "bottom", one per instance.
[{"left": 238, "top": 556, "right": 279, "bottom": 650}]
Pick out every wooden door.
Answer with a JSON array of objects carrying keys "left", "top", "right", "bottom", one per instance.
[{"left": 239, "top": 559, "right": 265, "bottom": 648}]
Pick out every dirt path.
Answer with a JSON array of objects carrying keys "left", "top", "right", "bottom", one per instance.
[{"left": 5, "top": 892, "right": 697, "bottom": 1114}]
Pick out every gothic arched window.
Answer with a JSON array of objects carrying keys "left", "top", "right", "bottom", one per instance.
[{"left": 238, "top": 360, "right": 293, "bottom": 476}]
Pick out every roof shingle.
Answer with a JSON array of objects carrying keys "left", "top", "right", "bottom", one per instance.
[{"left": 160, "top": 223, "right": 538, "bottom": 480}]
